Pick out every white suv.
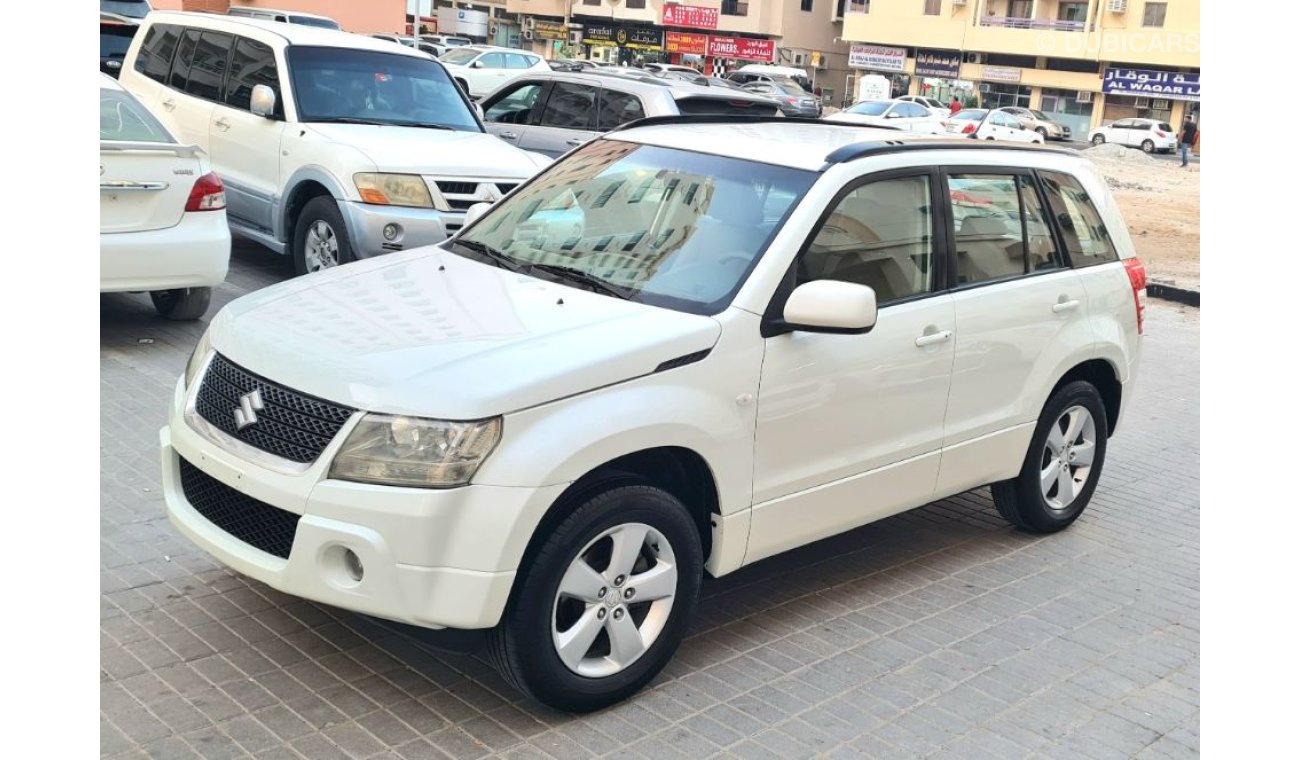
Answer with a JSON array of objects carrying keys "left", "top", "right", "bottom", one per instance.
[
  {"left": 161, "top": 119, "right": 1145, "bottom": 712},
  {"left": 437, "top": 45, "right": 550, "bottom": 99},
  {"left": 118, "top": 12, "right": 549, "bottom": 274}
]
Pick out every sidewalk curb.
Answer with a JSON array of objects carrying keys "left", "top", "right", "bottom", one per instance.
[{"left": 1147, "top": 282, "right": 1199, "bottom": 308}]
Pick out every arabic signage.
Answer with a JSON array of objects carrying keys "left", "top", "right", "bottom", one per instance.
[
  {"left": 662, "top": 3, "right": 719, "bottom": 30},
  {"left": 1102, "top": 68, "right": 1200, "bottom": 101},
  {"left": 531, "top": 19, "right": 567, "bottom": 41},
  {"left": 849, "top": 44, "right": 907, "bottom": 72},
  {"left": 914, "top": 48, "right": 961, "bottom": 78},
  {"left": 665, "top": 31, "right": 708, "bottom": 56},
  {"left": 582, "top": 24, "right": 664, "bottom": 51},
  {"left": 981, "top": 65, "right": 1023, "bottom": 83},
  {"left": 707, "top": 35, "right": 776, "bottom": 62}
]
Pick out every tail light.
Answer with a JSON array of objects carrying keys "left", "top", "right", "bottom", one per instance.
[
  {"left": 1124, "top": 257, "right": 1147, "bottom": 335},
  {"left": 185, "top": 172, "right": 226, "bottom": 212},
  {"left": 1154, "top": 130, "right": 1168, "bottom": 138},
  {"left": 962, "top": 122, "right": 976, "bottom": 134},
  {"left": 785, "top": 96, "right": 800, "bottom": 105}
]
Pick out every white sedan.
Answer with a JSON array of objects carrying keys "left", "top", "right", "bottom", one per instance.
[
  {"left": 824, "top": 99, "right": 946, "bottom": 133},
  {"left": 895, "top": 94, "right": 950, "bottom": 118},
  {"left": 100, "top": 74, "right": 230, "bottom": 320},
  {"left": 942, "top": 108, "right": 1045, "bottom": 143},
  {"left": 438, "top": 45, "right": 550, "bottom": 99},
  {"left": 1087, "top": 118, "right": 1177, "bottom": 154}
]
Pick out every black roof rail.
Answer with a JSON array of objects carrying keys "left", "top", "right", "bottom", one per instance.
[
  {"left": 821, "top": 138, "right": 1076, "bottom": 169},
  {"left": 606, "top": 113, "right": 904, "bottom": 135}
]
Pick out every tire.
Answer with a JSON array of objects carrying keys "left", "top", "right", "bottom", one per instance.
[
  {"left": 150, "top": 287, "right": 211, "bottom": 321},
  {"left": 1141, "top": 139, "right": 1155, "bottom": 153},
  {"left": 488, "top": 484, "right": 703, "bottom": 712},
  {"left": 1035, "top": 126, "right": 1047, "bottom": 138},
  {"left": 1091, "top": 134, "right": 1106, "bottom": 146},
  {"left": 992, "top": 380, "right": 1109, "bottom": 533},
  {"left": 292, "top": 196, "right": 355, "bottom": 276}
]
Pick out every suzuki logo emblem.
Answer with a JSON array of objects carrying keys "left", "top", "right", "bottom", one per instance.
[{"left": 234, "top": 389, "right": 264, "bottom": 430}]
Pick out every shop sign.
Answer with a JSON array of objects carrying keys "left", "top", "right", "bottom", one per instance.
[
  {"left": 582, "top": 24, "right": 664, "bottom": 50},
  {"left": 914, "top": 49, "right": 961, "bottom": 78},
  {"left": 665, "top": 31, "right": 708, "bottom": 56},
  {"left": 532, "top": 19, "right": 567, "bottom": 41},
  {"left": 1102, "top": 68, "right": 1200, "bottom": 101},
  {"left": 707, "top": 35, "right": 776, "bottom": 62},
  {"left": 662, "top": 4, "right": 719, "bottom": 30},
  {"left": 849, "top": 44, "right": 906, "bottom": 72},
  {"left": 981, "top": 65, "right": 1023, "bottom": 83}
]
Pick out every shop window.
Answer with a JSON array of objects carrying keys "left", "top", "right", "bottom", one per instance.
[
  {"left": 924, "top": 0, "right": 941, "bottom": 15},
  {"left": 1143, "top": 2, "right": 1167, "bottom": 27},
  {"left": 626, "top": 0, "right": 646, "bottom": 7},
  {"left": 1045, "top": 57, "right": 1100, "bottom": 74}
]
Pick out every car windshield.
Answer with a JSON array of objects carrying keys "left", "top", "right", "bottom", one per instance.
[
  {"left": 1158, "top": 122, "right": 1173, "bottom": 131},
  {"left": 1030, "top": 109, "right": 1050, "bottom": 119},
  {"left": 453, "top": 141, "right": 816, "bottom": 315},
  {"left": 440, "top": 47, "right": 481, "bottom": 65},
  {"left": 287, "top": 46, "right": 480, "bottom": 131},
  {"left": 954, "top": 109, "right": 987, "bottom": 121},
  {"left": 101, "top": 89, "right": 173, "bottom": 143},
  {"left": 291, "top": 16, "right": 340, "bottom": 29},
  {"left": 847, "top": 101, "right": 891, "bottom": 116},
  {"left": 771, "top": 78, "right": 805, "bottom": 96},
  {"left": 101, "top": 0, "right": 150, "bottom": 19},
  {"left": 100, "top": 24, "right": 135, "bottom": 57}
]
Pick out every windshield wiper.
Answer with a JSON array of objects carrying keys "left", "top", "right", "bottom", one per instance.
[
  {"left": 452, "top": 239, "right": 524, "bottom": 272},
  {"left": 524, "top": 263, "right": 633, "bottom": 300},
  {"left": 307, "top": 117, "right": 384, "bottom": 126},
  {"left": 392, "top": 122, "right": 455, "bottom": 130}
]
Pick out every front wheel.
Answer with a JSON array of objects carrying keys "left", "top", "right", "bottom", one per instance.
[
  {"left": 1091, "top": 134, "right": 1106, "bottom": 146},
  {"left": 1141, "top": 139, "right": 1156, "bottom": 153},
  {"left": 1035, "top": 126, "right": 1047, "bottom": 138},
  {"left": 488, "top": 485, "right": 703, "bottom": 712},
  {"left": 992, "top": 381, "right": 1109, "bottom": 533},
  {"left": 150, "top": 287, "right": 211, "bottom": 321},
  {"left": 292, "top": 196, "right": 355, "bottom": 275}
]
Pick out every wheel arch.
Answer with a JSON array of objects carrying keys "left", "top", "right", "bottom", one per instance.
[
  {"left": 1048, "top": 358, "right": 1123, "bottom": 436},
  {"left": 277, "top": 168, "right": 348, "bottom": 245}
]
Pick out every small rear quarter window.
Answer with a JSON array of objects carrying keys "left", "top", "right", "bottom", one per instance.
[{"left": 1038, "top": 171, "right": 1119, "bottom": 267}]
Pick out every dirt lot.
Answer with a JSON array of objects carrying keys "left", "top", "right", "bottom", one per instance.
[{"left": 1083, "top": 144, "right": 1201, "bottom": 290}]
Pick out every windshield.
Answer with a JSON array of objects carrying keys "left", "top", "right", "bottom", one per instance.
[
  {"left": 453, "top": 141, "right": 816, "bottom": 315},
  {"left": 847, "top": 101, "right": 891, "bottom": 116},
  {"left": 101, "top": 0, "right": 151, "bottom": 19},
  {"left": 1029, "top": 109, "right": 1049, "bottom": 120},
  {"left": 440, "top": 48, "right": 481, "bottom": 65},
  {"left": 100, "top": 24, "right": 135, "bottom": 57},
  {"left": 773, "top": 80, "right": 806, "bottom": 96},
  {"left": 291, "top": 16, "right": 340, "bottom": 29},
  {"left": 287, "top": 46, "right": 480, "bottom": 131},
  {"left": 101, "top": 89, "right": 173, "bottom": 142},
  {"left": 954, "top": 109, "right": 987, "bottom": 121}
]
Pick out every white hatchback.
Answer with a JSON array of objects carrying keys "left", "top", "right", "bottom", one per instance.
[
  {"left": 944, "top": 108, "right": 1046, "bottom": 143},
  {"left": 100, "top": 74, "right": 230, "bottom": 319},
  {"left": 162, "top": 119, "right": 1145, "bottom": 712}
]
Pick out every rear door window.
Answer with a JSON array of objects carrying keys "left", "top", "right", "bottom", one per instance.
[
  {"left": 224, "top": 37, "right": 281, "bottom": 114},
  {"left": 167, "top": 29, "right": 201, "bottom": 93},
  {"left": 478, "top": 52, "right": 506, "bottom": 69},
  {"left": 186, "top": 32, "right": 234, "bottom": 102},
  {"left": 539, "top": 82, "right": 597, "bottom": 129},
  {"left": 1038, "top": 171, "right": 1120, "bottom": 267},
  {"left": 948, "top": 173, "right": 1061, "bottom": 284},
  {"left": 483, "top": 82, "right": 545, "bottom": 124},
  {"left": 134, "top": 24, "right": 180, "bottom": 82},
  {"left": 596, "top": 89, "right": 645, "bottom": 130}
]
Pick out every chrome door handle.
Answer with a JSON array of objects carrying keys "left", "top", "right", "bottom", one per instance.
[
  {"left": 498, "top": 131, "right": 518, "bottom": 140},
  {"left": 1052, "top": 299, "right": 1081, "bottom": 314},
  {"left": 161, "top": 98, "right": 176, "bottom": 111},
  {"left": 915, "top": 330, "right": 953, "bottom": 347},
  {"left": 214, "top": 118, "right": 231, "bottom": 131}
]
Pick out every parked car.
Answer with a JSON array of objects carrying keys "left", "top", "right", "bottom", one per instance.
[
  {"left": 943, "top": 108, "right": 1046, "bottom": 143},
  {"left": 1087, "top": 118, "right": 1176, "bottom": 154},
  {"left": 119, "top": 12, "right": 549, "bottom": 273},
  {"left": 101, "top": 0, "right": 151, "bottom": 19},
  {"left": 895, "top": 94, "right": 949, "bottom": 118},
  {"left": 478, "top": 70, "right": 779, "bottom": 157},
  {"left": 423, "top": 34, "right": 472, "bottom": 48},
  {"left": 226, "top": 6, "right": 341, "bottom": 29},
  {"left": 741, "top": 78, "right": 821, "bottom": 118},
  {"left": 100, "top": 74, "right": 230, "bottom": 319},
  {"left": 101, "top": 12, "right": 139, "bottom": 78},
  {"left": 162, "top": 118, "right": 1145, "bottom": 712},
  {"left": 438, "top": 45, "right": 551, "bottom": 99},
  {"left": 642, "top": 63, "right": 706, "bottom": 83},
  {"left": 999, "top": 106, "right": 1073, "bottom": 141},
  {"left": 824, "top": 99, "right": 945, "bottom": 133},
  {"left": 731, "top": 63, "right": 813, "bottom": 93}
]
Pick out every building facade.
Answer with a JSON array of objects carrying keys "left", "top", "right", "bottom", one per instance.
[{"left": 842, "top": 0, "right": 1200, "bottom": 136}]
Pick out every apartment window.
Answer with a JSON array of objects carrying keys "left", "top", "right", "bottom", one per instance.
[
  {"left": 847, "top": 0, "right": 870, "bottom": 14},
  {"left": 923, "top": 0, "right": 941, "bottom": 15},
  {"left": 1142, "top": 2, "right": 1167, "bottom": 27},
  {"left": 722, "top": 0, "right": 749, "bottom": 15},
  {"left": 1007, "top": 0, "right": 1031, "bottom": 18},
  {"left": 626, "top": 0, "right": 646, "bottom": 7},
  {"left": 1058, "top": 2, "right": 1088, "bottom": 21},
  {"left": 801, "top": 0, "right": 814, "bottom": 12}
]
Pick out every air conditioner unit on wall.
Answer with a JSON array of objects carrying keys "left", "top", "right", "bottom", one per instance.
[
  {"left": 1152, "top": 98, "right": 1171, "bottom": 110},
  {"left": 1133, "top": 97, "right": 1150, "bottom": 108},
  {"left": 522, "top": 28, "right": 534, "bottom": 41},
  {"left": 964, "top": 52, "right": 982, "bottom": 64},
  {"left": 1076, "top": 91, "right": 1093, "bottom": 103},
  {"left": 523, "top": 17, "right": 535, "bottom": 30},
  {"left": 1107, "top": 0, "right": 1128, "bottom": 12},
  {"left": 791, "top": 51, "right": 808, "bottom": 66},
  {"left": 569, "top": 30, "right": 583, "bottom": 45}
]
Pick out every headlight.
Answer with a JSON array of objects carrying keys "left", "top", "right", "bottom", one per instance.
[
  {"left": 353, "top": 173, "right": 434, "bottom": 208},
  {"left": 329, "top": 414, "right": 501, "bottom": 488},
  {"left": 183, "top": 329, "right": 213, "bottom": 389}
]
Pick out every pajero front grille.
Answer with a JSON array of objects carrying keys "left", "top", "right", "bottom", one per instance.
[
  {"left": 427, "top": 178, "right": 521, "bottom": 213},
  {"left": 194, "top": 354, "right": 354, "bottom": 464}
]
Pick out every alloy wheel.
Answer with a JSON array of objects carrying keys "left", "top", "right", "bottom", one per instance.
[
  {"left": 1039, "top": 405, "right": 1097, "bottom": 511},
  {"left": 304, "top": 220, "right": 339, "bottom": 272}
]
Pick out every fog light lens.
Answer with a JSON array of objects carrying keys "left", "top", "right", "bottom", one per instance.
[
  {"left": 383, "top": 223, "right": 400, "bottom": 241},
  {"left": 343, "top": 549, "right": 364, "bottom": 582}
]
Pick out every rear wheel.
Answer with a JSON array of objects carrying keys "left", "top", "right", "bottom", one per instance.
[
  {"left": 1141, "top": 139, "right": 1156, "bottom": 153},
  {"left": 150, "top": 287, "right": 211, "bottom": 321},
  {"left": 1091, "top": 134, "right": 1106, "bottom": 146},
  {"left": 292, "top": 197, "right": 355, "bottom": 275},
  {"left": 992, "top": 381, "right": 1109, "bottom": 533},
  {"left": 488, "top": 484, "right": 703, "bottom": 712},
  {"left": 1035, "top": 126, "right": 1047, "bottom": 138}
]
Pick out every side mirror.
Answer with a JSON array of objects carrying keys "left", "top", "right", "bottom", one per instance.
[
  {"left": 885, "top": 111, "right": 902, "bottom": 119},
  {"left": 250, "top": 84, "right": 277, "bottom": 118},
  {"left": 781, "top": 280, "right": 878, "bottom": 334},
  {"left": 471, "top": 60, "right": 484, "bottom": 69},
  {"left": 463, "top": 202, "right": 492, "bottom": 229}
]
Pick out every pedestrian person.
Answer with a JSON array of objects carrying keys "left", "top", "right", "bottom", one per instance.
[
  {"left": 1178, "top": 115, "right": 1198, "bottom": 167},
  {"left": 950, "top": 95, "right": 962, "bottom": 116}
]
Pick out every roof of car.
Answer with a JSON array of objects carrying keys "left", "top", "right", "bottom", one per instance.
[
  {"left": 144, "top": 11, "right": 420, "bottom": 56},
  {"left": 229, "top": 7, "right": 336, "bottom": 20},
  {"left": 607, "top": 119, "right": 1072, "bottom": 171},
  {"left": 496, "top": 70, "right": 778, "bottom": 104}
]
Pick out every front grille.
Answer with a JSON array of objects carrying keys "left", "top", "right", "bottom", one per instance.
[
  {"left": 195, "top": 354, "right": 354, "bottom": 464},
  {"left": 445, "top": 198, "right": 478, "bottom": 211},
  {"left": 495, "top": 183, "right": 518, "bottom": 195},
  {"left": 179, "top": 457, "right": 300, "bottom": 559},
  {"left": 437, "top": 181, "right": 477, "bottom": 195}
]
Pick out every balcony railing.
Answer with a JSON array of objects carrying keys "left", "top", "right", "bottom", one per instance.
[{"left": 980, "top": 15, "right": 1087, "bottom": 32}]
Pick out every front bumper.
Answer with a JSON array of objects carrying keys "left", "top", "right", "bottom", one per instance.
[
  {"left": 159, "top": 375, "right": 568, "bottom": 630},
  {"left": 101, "top": 211, "right": 231, "bottom": 293},
  {"left": 339, "top": 201, "right": 465, "bottom": 259}
]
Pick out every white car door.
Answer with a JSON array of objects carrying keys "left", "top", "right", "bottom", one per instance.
[
  {"left": 480, "top": 79, "right": 546, "bottom": 147},
  {"left": 209, "top": 35, "right": 285, "bottom": 234},
  {"left": 936, "top": 170, "right": 1089, "bottom": 496},
  {"left": 748, "top": 170, "right": 957, "bottom": 563},
  {"left": 469, "top": 52, "right": 510, "bottom": 96}
]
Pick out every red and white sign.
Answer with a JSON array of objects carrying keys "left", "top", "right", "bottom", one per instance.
[
  {"left": 662, "top": 4, "right": 719, "bottom": 30},
  {"left": 665, "top": 31, "right": 709, "bottom": 56},
  {"left": 707, "top": 35, "right": 776, "bottom": 62}
]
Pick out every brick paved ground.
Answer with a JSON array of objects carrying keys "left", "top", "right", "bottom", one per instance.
[{"left": 101, "top": 242, "right": 1199, "bottom": 759}]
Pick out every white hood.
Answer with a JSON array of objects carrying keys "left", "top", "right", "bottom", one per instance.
[
  {"left": 210, "top": 248, "right": 721, "bottom": 419},
  {"left": 306, "top": 124, "right": 548, "bottom": 178}
]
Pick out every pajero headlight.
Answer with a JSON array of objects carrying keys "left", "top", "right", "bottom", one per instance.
[
  {"left": 353, "top": 173, "right": 434, "bottom": 208},
  {"left": 183, "top": 329, "right": 213, "bottom": 389},
  {"left": 329, "top": 414, "right": 502, "bottom": 488}
]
